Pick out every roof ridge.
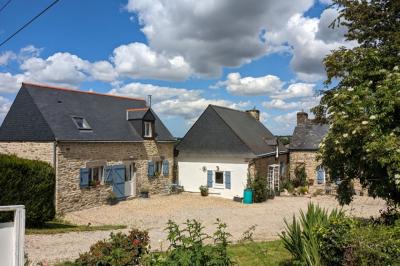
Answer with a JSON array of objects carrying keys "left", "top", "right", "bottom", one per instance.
[
  {"left": 22, "top": 82, "right": 145, "bottom": 102},
  {"left": 209, "top": 104, "right": 246, "bottom": 113},
  {"left": 126, "top": 107, "right": 149, "bottom": 111}
]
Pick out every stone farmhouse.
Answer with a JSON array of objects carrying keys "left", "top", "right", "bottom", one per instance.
[
  {"left": 175, "top": 105, "right": 288, "bottom": 199},
  {"left": 0, "top": 83, "right": 175, "bottom": 214},
  {"left": 289, "top": 111, "right": 329, "bottom": 192}
]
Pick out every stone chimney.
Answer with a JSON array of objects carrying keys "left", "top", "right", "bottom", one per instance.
[
  {"left": 246, "top": 108, "right": 260, "bottom": 121},
  {"left": 297, "top": 111, "right": 308, "bottom": 125}
]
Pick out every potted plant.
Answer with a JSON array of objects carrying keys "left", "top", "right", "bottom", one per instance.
[
  {"left": 199, "top": 185, "right": 209, "bottom": 196},
  {"left": 106, "top": 192, "right": 118, "bottom": 205},
  {"left": 308, "top": 178, "right": 315, "bottom": 186},
  {"left": 140, "top": 185, "right": 150, "bottom": 198}
]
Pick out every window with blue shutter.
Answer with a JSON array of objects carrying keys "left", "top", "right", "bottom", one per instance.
[
  {"left": 207, "top": 170, "right": 213, "bottom": 188},
  {"left": 225, "top": 171, "right": 231, "bottom": 189},
  {"left": 148, "top": 161, "right": 155, "bottom": 177},
  {"left": 79, "top": 168, "right": 89, "bottom": 188},
  {"left": 162, "top": 160, "right": 169, "bottom": 176}
]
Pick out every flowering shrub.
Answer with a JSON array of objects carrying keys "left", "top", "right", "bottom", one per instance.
[{"left": 75, "top": 228, "right": 150, "bottom": 265}]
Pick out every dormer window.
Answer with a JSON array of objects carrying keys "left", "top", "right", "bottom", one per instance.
[
  {"left": 144, "top": 121, "right": 152, "bottom": 137},
  {"left": 72, "top": 116, "right": 91, "bottom": 130}
]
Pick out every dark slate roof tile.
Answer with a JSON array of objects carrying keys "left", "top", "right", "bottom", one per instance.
[{"left": 290, "top": 122, "right": 328, "bottom": 150}]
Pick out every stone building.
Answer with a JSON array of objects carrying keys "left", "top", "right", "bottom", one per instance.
[
  {"left": 0, "top": 83, "right": 175, "bottom": 214},
  {"left": 289, "top": 111, "right": 328, "bottom": 192},
  {"left": 176, "top": 105, "right": 288, "bottom": 199}
]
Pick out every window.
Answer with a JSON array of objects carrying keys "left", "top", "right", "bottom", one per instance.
[
  {"left": 144, "top": 121, "right": 152, "bottom": 137},
  {"left": 88, "top": 166, "right": 103, "bottom": 186},
  {"left": 72, "top": 116, "right": 91, "bottom": 130},
  {"left": 215, "top": 171, "right": 224, "bottom": 184},
  {"left": 125, "top": 163, "right": 135, "bottom": 181},
  {"left": 155, "top": 161, "right": 162, "bottom": 174}
]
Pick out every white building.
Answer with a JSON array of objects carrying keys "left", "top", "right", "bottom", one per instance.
[{"left": 176, "top": 105, "right": 288, "bottom": 199}]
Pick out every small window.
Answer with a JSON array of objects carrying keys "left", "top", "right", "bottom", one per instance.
[
  {"left": 155, "top": 161, "right": 162, "bottom": 175},
  {"left": 72, "top": 116, "right": 91, "bottom": 130},
  {"left": 144, "top": 121, "right": 152, "bottom": 137},
  {"left": 88, "top": 166, "right": 103, "bottom": 186},
  {"left": 215, "top": 171, "right": 224, "bottom": 184}
]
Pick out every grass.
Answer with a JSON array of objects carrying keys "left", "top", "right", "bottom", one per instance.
[
  {"left": 229, "top": 240, "right": 292, "bottom": 266},
  {"left": 26, "top": 220, "right": 126, "bottom": 235}
]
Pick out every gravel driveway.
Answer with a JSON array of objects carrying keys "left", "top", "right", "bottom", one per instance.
[{"left": 26, "top": 194, "right": 385, "bottom": 264}]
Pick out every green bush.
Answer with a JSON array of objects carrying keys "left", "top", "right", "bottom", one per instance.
[
  {"left": 248, "top": 176, "right": 268, "bottom": 203},
  {"left": 348, "top": 221, "right": 400, "bottom": 265},
  {"left": 293, "top": 164, "right": 307, "bottom": 188},
  {"left": 76, "top": 228, "right": 150, "bottom": 265},
  {"left": 280, "top": 203, "right": 349, "bottom": 265},
  {"left": 282, "top": 180, "right": 295, "bottom": 193},
  {"left": 145, "top": 219, "right": 233, "bottom": 265},
  {"left": 0, "top": 154, "right": 55, "bottom": 227}
]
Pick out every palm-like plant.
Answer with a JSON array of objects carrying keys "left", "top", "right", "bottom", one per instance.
[{"left": 279, "top": 202, "right": 345, "bottom": 266}]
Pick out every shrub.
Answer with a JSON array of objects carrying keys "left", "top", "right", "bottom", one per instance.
[
  {"left": 298, "top": 186, "right": 308, "bottom": 195},
  {"left": 373, "top": 201, "right": 400, "bottom": 226},
  {"left": 249, "top": 176, "right": 268, "bottom": 203},
  {"left": 349, "top": 221, "right": 400, "bottom": 265},
  {"left": 145, "top": 219, "right": 233, "bottom": 265},
  {"left": 76, "top": 228, "right": 150, "bottom": 265},
  {"left": 282, "top": 180, "right": 295, "bottom": 193},
  {"left": 293, "top": 164, "right": 307, "bottom": 188},
  {"left": 0, "top": 154, "right": 55, "bottom": 227},
  {"left": 199, "top": 185, "right": 209, "bottom": 196},
  {"left": 280, "top": 203, "right": 349, "bottom": 265}
]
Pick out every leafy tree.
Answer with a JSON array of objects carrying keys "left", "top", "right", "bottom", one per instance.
[{"left": 313, "top": 0, "right": 400, "bottom": 205}]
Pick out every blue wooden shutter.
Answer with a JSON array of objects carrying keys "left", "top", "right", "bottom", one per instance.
[
  {"left": 113, "top": 165, "right": 126, "bottom": 199},
  {"left": 207, "top": 170, "right": 213, "bottom": 188},
  {"left": 225, "top": 171, "right": 231, "bottom": 189},
  {"left": 148, "top": 161, "right": 155, "bottom": 177},
  {"left": 79, "top": 168, "right": 89, "bottom": 188},
  {"left": 162, "top": 160, "right": 169, "bottom": 176},
  {"left": 104, "top": 166, "right": 113, "bottom": 184}
]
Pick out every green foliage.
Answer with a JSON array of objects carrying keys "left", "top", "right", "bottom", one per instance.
[
  {"left": 280, "top": 203, "right": 349, "bottom": 266},
  {"left": 293, "top": 165, "right": 307, "bottom": 188},
  {"left": 145, "top": 219, "right": 233, "bottom": 266},
  {"left": 313, "top": 0, "right": 400, "bottom": 204},
  {"left": 199, "top": 185, "right": 209, "bottom": 196},
  {"left": 75, "top": 228, "right": 150, "bottom": 266},
  {"left": 298, "top": 186, "right": 308, "bottom": 195},
  {"left": 348, "top": 221, "right": 400, "bottom": 265},
  {"left": 282, "top": 180, "right": 295, "bottom": 193},
  {"left": 336, "top": 180, "right": 356, "bottom": 205},
  {"left": 0, "top": 154, "right": 55, "bottom": 227},
  {"left": 248, "top": 176, "right": 268, "bottom": 203}
]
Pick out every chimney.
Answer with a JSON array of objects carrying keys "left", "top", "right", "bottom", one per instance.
[
  {"left": 246, "top": 107, "right": 260, "bottom": 121},
  {"left": 297, "top": 111, "right": 308, "bottom": 125}
]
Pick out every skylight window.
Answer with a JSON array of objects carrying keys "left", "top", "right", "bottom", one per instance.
[{"left": 72, "top": 116, "right": 91, "bottom": 130}]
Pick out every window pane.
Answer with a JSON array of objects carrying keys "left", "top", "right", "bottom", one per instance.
[{"left": 215, "top": 172, "right": 223, "bottom": 184}]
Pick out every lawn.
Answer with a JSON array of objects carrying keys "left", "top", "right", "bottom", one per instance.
[
  {"left": 26, "top": 220, "right": 126, "bottom": 235},
  {"left": 229, "top": 240, "right": 292, "bottom": 266}
]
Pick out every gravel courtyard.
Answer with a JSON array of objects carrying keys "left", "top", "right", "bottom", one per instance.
[{"left": 26, "top": 194, "right": 385, "bottom": 264}]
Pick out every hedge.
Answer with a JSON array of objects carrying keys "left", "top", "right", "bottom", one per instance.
[{"left": 0, "top": 154, "right": 55, "bottom": 227}]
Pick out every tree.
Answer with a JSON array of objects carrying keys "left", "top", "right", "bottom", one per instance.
[{"left": 313, "top": 0, "right": 400, "bottom": 205}]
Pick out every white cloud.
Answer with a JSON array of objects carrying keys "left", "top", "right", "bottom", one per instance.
[
  {"left": 112, "top": 42, "right": 192, "bottom": 81},
  {"left": 214, "top": 72, "right": 284, "bottom": 96},
  {"left": 125, "top": 0, "right": 314, "bottom": 77},
  {"left": 263, "top": 96, "right": 321, "bottom": 111},
  {"left": 272, "top": 83, "right": 315, "bottom": 99},
  {"left": 0, "top": 51, "right": 16, "bottom": 66},
  {"left": 0, "top": 72, "right": 26, "bottom": 93},
  {"left": 0, "top": 96, "right": 11, "bottom": 122},
  {"left": 90, "top": 61, "right": 118, "bottom": 82},
  {"left": 110, "top": 82, "right": 246, "bottom": 123}
]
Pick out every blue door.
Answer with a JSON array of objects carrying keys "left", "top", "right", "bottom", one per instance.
[
  {"left": 112, "top": 165, "right": 126, "bottom": 199},
  {"left": 317, "top": 166, "right": 325, "bottom": 184}
]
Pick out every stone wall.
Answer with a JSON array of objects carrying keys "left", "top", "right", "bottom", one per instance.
[
  {"left": 55, "top": 141, "right": 174, "bottom": 214},
  {"left": 249, "top": 153, "right": 289, "bottom": 180},
  {"left": 0, "top": 141, "right": 54, "bottom": 165},
  {"left": 289, "top": 151, "right": 323, "bottom": 193}
]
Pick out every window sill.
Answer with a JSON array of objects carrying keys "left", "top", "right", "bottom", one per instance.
[{"left": 213, "top": 185, "right": 225, "bottom": 189}]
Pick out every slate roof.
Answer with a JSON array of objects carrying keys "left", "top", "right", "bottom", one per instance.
[
  {"left": 0, "top": 83, "right": 175, "bottom": 142},
  {"left": 290, "top": 122, "right": 328, "bottom": 151},
  {"left": 176, "top": 105, "right": 286, "bottom": 158}
]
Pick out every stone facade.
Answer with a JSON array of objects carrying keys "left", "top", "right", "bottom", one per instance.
[
  {"left": 289, "top": 151, "right": 325, "bottom": 193},
  {"left": 55, "top": 141, "right": 174, "bottom": 214},
  {"left": 0, "top": 141, "right": 54, "bottom": 165},
  {"left": 249, "top": 153, "right": 289, "bottom": 180}
]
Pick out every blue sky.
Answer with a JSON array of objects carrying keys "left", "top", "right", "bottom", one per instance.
[{"left": 0, "top": 0, "right": 350, "bottom": 137}]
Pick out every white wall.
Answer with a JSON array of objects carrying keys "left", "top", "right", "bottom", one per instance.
[{"left": 178, "top": 160, "right": 248, "bottom": 199}]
